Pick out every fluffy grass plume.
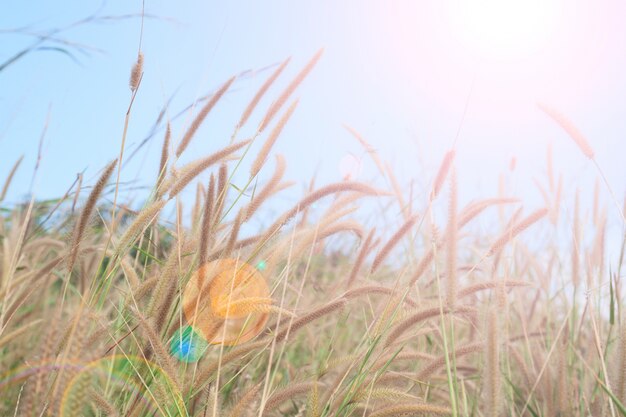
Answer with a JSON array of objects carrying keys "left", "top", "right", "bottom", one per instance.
[
  {"left": 176, "top": 76, "right": 236, "bottom": 157},
  {"left": 538, "top": 103, "right": 595, "bottom": 159},
  {"left": 250, "top": 99, "right": 299, "bottom": 178},
  {"left": 258, "top": 49, "right": 323, "bottom": 132},
  {"left": 66, "top": 159, "right": 117, "bottom": 273}
]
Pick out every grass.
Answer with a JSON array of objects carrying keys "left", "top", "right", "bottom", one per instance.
[{"left": 0, "top": 45, "right": 625, "bottom": 417}]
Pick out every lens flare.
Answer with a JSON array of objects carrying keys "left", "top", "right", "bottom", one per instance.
[
  {"left": 169, "top": 325, "right": 208, "bottom": 363},
  {"left": 256, "top": 260, "right": 267, "bottom": 271},
  {"left": 182, "top": 259, "right": 271, "bottom": 346}
]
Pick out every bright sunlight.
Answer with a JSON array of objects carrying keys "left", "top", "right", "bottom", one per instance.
[{"left": 451, "top": 0, "right": 561, "bottom": 60}]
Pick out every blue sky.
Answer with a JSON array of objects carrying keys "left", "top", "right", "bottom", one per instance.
[{"left": 1, "top": 1, "right": 625, "bottom": 251}]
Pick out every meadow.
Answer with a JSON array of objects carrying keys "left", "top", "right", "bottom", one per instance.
[{"left": 1, "top": 30, "right": 626, "bottom": 417}]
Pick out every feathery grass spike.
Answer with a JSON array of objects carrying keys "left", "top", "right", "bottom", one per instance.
[{"left": 176, "top": 76, "right": 236, "bottom": 157}]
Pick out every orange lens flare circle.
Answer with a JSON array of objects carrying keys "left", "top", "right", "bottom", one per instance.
[{"left": 183, "top": 259, "right": 270, "bottom": 346}]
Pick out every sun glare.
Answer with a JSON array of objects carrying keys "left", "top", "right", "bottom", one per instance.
[{"left": 452, "top": 0, "right": 560, "bottom": 61}]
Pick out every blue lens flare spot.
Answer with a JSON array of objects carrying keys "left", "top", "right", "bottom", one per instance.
[
  {"left": 256, "top": 260, "right": 267, "bottom": 271},
  {"left": 170, "top": 325, "right": 208, "bottom": 363}
]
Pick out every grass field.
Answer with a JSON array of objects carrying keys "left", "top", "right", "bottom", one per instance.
[{"left": 1, "top": 25, "right": 626, "bottom": 417}]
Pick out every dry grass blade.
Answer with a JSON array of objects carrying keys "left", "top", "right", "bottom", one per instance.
[
  {"left": 572, "top": 189, "right": 581, "bottom": 288},
  {"left": 343, "top": 124, "right": 386, "bottom": 177},
  {"left": 116, "top": 200, "right": 166, "bottom": 252},
  {"left": 199, "top": 174, "right": 216, "bottom": 267},
  {"left": 316, "top": 220, "right": 364, "bottom": 241},
  {"left": 131, "top": 308, "right": 181, "bottom": 389},
  {"left": 273, "top": 298, "right": 347, "bottom": 342},
  {"left": 343, "top": 285, "right": 418, "bottom": 308},
  {"left": 245, "top": 154, "right": 286, "bottom": 221},
  {"left": 431, "top": 150, "right": 455, "bottom": 201},
  {"left": 124, "top": 276, "right": 157, "bottom": 309},
  {"left": 71, "top": 172, "right": 83, "bottom": 213},
  {"left": 307, "top": 381, "right": 320, "bottom": 417},
  {"left": 261, "top": 381, "right": 316, "bottom": 414},
  {"left": 417, "top": 342, "right": 483, "bottom": 380},
  {"left": 354, "top": 386, "right": 417, "bottom": 404},
  {"left": 261, "top": 182, "right": 387, "bottom": 244},
  {"left": 250, "top": 99, "right": 298, "bottom": 178},
  {"left": 408, "top": 248, "right": 436, "bottom": 287},
  {"left": 488, "top": 208, "right": 548, "bottom": 256},
  {"left": 0, "top": 319, "right": 41, "bottom": 348},
  {"left": 458, "top": 280, "right": 530, "bottom": 299},
  {"left": 157, "top": 122, "right": 171, "bottom": 190},
  {"left": 368, "top": 403, "right": 452, "bottom": 417},
  {"left": 458, "top": 198, "right": 520, "bottom": 229},
  {"left": 176, "top": 76, "right": 236, "bottom": 157},
  {"left": 371, "top": 214, "right": 418, "bottom": 273},
  {"left": 538, "top": 103, "right": 595, "bottom": 159},
  {"left": 484, "top": 309, "right": 501, "bottom": 417},
  {"left": 214, "top": 162, "right": 229, "bottom": 224},
  {"left": 238, "top": 58, "right": 291, "bottom": 129},
  {"left": 129, "top": 52, "right": 144, "bottom": 92},
  {"left": 345, "top": 228, "right": 375, "bottom": 289},
  {"left": 228, "top": 382, "right": 263, "bottom": 417},
  {"left": 385, "top": 162, "right": 411, "bottom": 221},
  {"left": 616, "top": 323, "right": 626, "bottom": 403},
  {"left": 168, "top": 139, "right": 250, "bottom": 198},
  {"left": 385, "top": 305, "right": 477, "bottom": 348},
  {"left": 0, "top": 155, "right": 23, "bottom": 202},
  {"left": 67, "top": 159, "right": 117, "bottom": 273},
  {"left": 258, "top": 49, "right": 323, "bottom": 132},
  {"left": 224, "top": 210, "right": 243, "bottom": 255},
  {"left": 90, "top": 389, "right": 120, "bottom": 417},
  {"left": 446, "top": 168, "right": 458, "bottom": 307},
  {"left": 193, "top": 341, "right": 267, "bottom": 391}
]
